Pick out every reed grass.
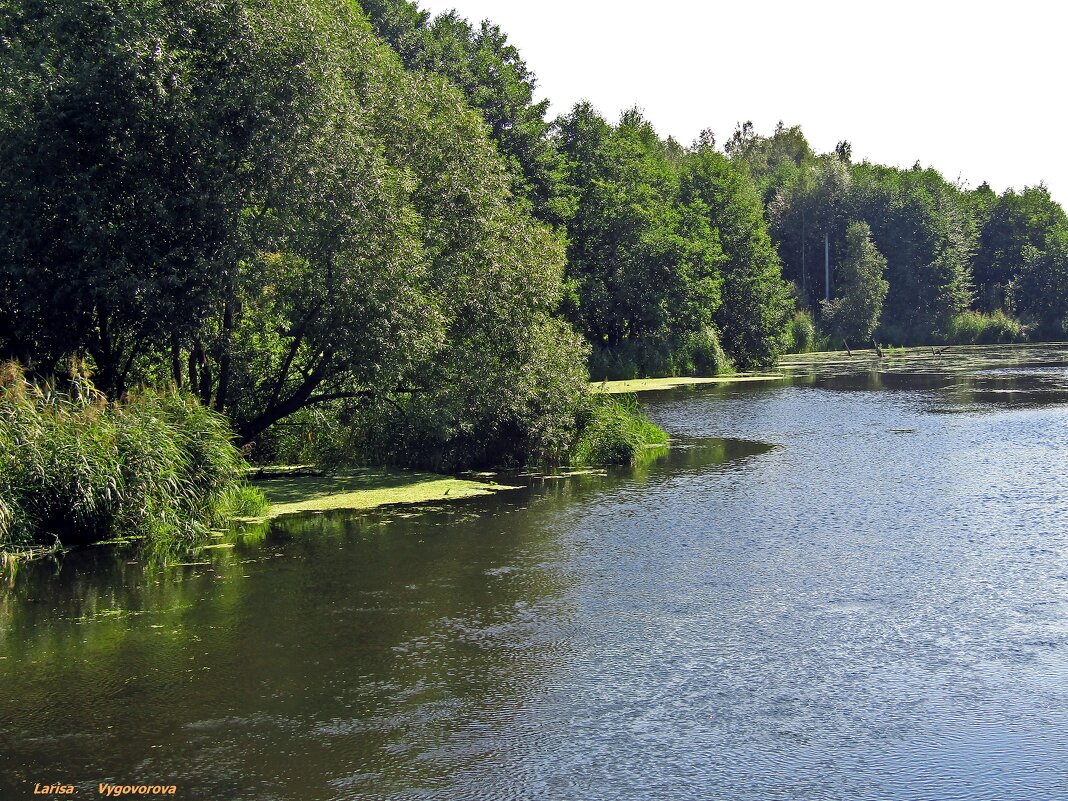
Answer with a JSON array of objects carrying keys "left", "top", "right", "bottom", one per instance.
[
  {"left": 570, "top": 394, "right": 668, "bottom": 466},
  {"left": 0, "top": 362, "right": 266, "bottom": 548}
]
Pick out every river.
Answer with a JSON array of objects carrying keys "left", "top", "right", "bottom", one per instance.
[{"left": 2, "top": 344, "right": 1067, "bottom": 800}]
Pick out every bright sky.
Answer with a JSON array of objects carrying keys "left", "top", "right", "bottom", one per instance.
[{"left": 419, "top": 0, "right": 1068, "bottom": 203}]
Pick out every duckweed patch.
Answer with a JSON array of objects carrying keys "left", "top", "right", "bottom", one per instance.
[
  {"left": 591, "top": 374, "right": 785, "bottom": 394},
  {"left": 249, "top": 469, "right": 522, "bottom": 519}
]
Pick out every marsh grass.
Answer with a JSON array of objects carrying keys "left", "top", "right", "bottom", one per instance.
[
  {"left": 941, "top": 310, "right": 1028, "bottom": 345},
  {"left": 570, "top": 394, "right": 668, "bottom": 466},
  {"left": 0, "top": 362, "right": 266, "bottom": 549}
]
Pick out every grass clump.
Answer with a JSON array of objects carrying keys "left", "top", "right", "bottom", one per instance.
[
  {"left": 0, "top": 362, "right": 266, "bottom": 549},
  {"left": 785, "top": 309, "right": 824, "bottom": 353},
  {"left": 941, "top": 310, "right": 1029, "bottom": 345},
  {"left": 570, "top": 394, "right": 668, "bottom": 466}
]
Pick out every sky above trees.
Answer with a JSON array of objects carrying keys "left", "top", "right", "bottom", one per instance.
[{"left": 419, "top": 0, "right": 1067, "bottom": 204}]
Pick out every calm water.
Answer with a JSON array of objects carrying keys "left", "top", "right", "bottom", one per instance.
[{"left": 3, "top": 345, "right": 1068, "bottom": 800}]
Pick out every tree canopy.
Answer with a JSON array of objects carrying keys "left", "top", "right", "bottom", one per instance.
[{"left": 0, "top": 0, "right": 586, "bottom": 467}]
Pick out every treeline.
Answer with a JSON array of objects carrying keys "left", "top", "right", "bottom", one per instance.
[
  {"left": 736, "top": 122, "right": 1067, "bottom": 346},
  {"left": 362, "top": 0, "right": 792, "bottom": 377},
  {"left": 361, "top": 0, "right": 1068, "bottom": 362},
  {"left": 3, "top": 0, "right": 1068, "bottom": 482}
]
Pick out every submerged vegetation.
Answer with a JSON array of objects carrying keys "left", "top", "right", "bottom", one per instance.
[
  {"left": 253, "top": 469, "right": 520, "bottom": 519},
  {"left": 0, "top": 364, "right": 264, "bottom": 549}
]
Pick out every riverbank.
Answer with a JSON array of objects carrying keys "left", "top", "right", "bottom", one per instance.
[{"left": 593, "top": 342, "right": 1068, "bottom": 394}]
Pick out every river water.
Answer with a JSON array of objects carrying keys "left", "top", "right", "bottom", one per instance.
[{"left": 2, "top": 345, "right": 1068, "bottom": 800}]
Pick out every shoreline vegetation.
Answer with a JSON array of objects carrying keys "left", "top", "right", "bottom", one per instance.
[
  {"left": 0, "top": 363, "right": 665, "bottom": 556},
  {"left": 3, "top": 342, "right": 1066, "bottom": 567},
  {"left": 4, "top": 1, "right": 1068, "bottom": 561}
]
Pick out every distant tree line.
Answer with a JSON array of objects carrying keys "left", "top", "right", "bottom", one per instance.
[
  {"left": 363, "top": 0, "right": 1068, "bottom": 360},
  {"left": 3, "top": 0, "right": 1067, "bottom": 470}
]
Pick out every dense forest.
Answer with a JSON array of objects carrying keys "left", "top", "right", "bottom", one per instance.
[{"left": 3, "top": 0, "right": 1068, "bottom": 542}]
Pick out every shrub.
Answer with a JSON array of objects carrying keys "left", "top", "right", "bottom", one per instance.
[
  {"left": 785, "top": 310, "right": 820, "bottom": 353},
  {"left": 940, "top": 310, "right": 1029, "bottom": 345},
  {"left": 570, "top": 394, "right": 668, "bottom": 466},
  {"left": 682, "top": 326, "right": 733, "bottom": 375},
  {"left": 0, "top": 363, "right": 265, "bottom": 548},
  {"left": 588, "top": 328, "right": 733, "bottom": 381}
]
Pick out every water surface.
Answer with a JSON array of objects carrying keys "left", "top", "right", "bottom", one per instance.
[{"left": 2, "top": 344, "right": 1068, "bottom": 800}]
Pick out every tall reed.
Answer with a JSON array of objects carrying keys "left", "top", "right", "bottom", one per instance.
[
  {"left": 570, "top": 394, "right": 668, "bottom": 466},
  {"left": 0, "top": 362, "right": 265, "bottom": 548}
]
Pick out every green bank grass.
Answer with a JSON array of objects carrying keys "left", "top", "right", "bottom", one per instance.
[
  {"left": 570, "top": 394, "right": 669, "bottom": 466},
  {"left": 0, "top": 362, "right": 265, "bottom": 550}
]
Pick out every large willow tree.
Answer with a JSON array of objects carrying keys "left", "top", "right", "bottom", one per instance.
[{"left": 0, "top": 0, "right": 587, "bottom": 467}]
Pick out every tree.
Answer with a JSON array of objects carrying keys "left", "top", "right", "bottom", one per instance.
[
  {"left": 0, "top": 0, "right": 267, "bottom": 393},
  {"left": 972, "top": 184, "right": 1067, "bottom": 311},
  {"left": 0, "top": 0, "right": 589, "bottom": 467},
  {"left": 847, "top": 163, "right": 974, "bottom": 341},
  {"left": 768, "top": 156, "right": 852, "bottom": 310},
  {"left": 554, "top": 104, "right": 722, "bottom": 373},
  {"left": 361, "top": 0, "right": 563, "bottom": 221},
  {"left": 820, "top": 221, "right": 888, "bottom": 344},
  {"left": 683, "top": 143, "right": 792, "bottom": 367},
  {"left": 1011, "top": 229, "right": 1068, "bottom": 337},
  {"left": 725, "top": 120, "right": 815, "bottom": 205}
]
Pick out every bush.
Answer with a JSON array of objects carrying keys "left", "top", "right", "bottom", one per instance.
[
  {"left": 681, "top": 326, "right": 733, "bottom": 375},
  {"left": 0, "top": 363, "right": 265, "bottom": 548},
  {"left": 785, "top": 310, "right": 820, "bottom": 353},
  {"left": 570, "top": 394, "right": 668, "bottom": 466},
  {"left": 588, "top": 341, "right": 671, "bottom": 381},
  {"left": 940, "top": 310, "right": 1029, "bottom": 345}
]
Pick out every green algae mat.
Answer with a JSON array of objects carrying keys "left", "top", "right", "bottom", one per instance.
[{"left": 249, "top": 468, "right": 520, "bottom": 519}]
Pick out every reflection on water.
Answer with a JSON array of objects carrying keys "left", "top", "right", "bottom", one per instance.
[{"left": 2, "top": 344, "right": 1068, "bottom": 800}]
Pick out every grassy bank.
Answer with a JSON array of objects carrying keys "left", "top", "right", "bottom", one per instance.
[
  {"left": 0, "top": 360, "right": 671, "bottom": 554},
  {"left": 247, "top": 396, "right": 670, "bottom": 518},
  {"left": 570, "top": 394, "right": 668, "bottom": 465},
  {"left": 0, "top": 363, "right": 265, "bottom": 550}
]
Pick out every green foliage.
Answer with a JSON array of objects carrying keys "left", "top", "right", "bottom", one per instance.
[
  {"left": 587, "top": 325, "right": 731, "bottom": 381},
  {"left": 360, "top": 0, "right": 563, "bottom": 219},
  {"left": 683, "top": 145, "right": 793, "bottom": 367},
  {"left": 683, "top": 325, "right": 733, "bottom": 375},
  {"left": 1011, "top": 230, "right": 1068, "bottom": 337},
  {"left": 555, "top": 105, "right": 723, "bottom": 364},
  {"left": 848, "top": 163, "right": 975, "bottom": 342},
  {"left": 767, "top": 156, "right": 853, "bottom": 310},
  {"left": 555, "top": 106, "right": 789, "bottom": 375},
  {"left": 368, "top": 316, "right": 591, "bottom": 470},
  {"left": 1, "top": 0, "right": 589, "bottom": 471},
  {"left": 569, "top": 395, "right": 668, "bottom": 467},
  {"left": 971, "top": 184, "right": 1067, "bottom": 311},
  {"left": 940, "top": 310, "right": 1028, "bottom": 345},
  {"left": 784, "top": 310, "right": 820, "bottom": 353},
  {"left": 820, "top": 221, "right": 889, "bottom": 343},
  {"left": 0, "top": 363, "right": 264, "bottom": 548},
  {"left": 726, "top": 120, "right": 816, "bottom": 205}
]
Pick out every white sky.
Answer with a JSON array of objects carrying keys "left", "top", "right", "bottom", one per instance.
[{"left": 419, "top": 0, "right": 1068, "bottom": 203}]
